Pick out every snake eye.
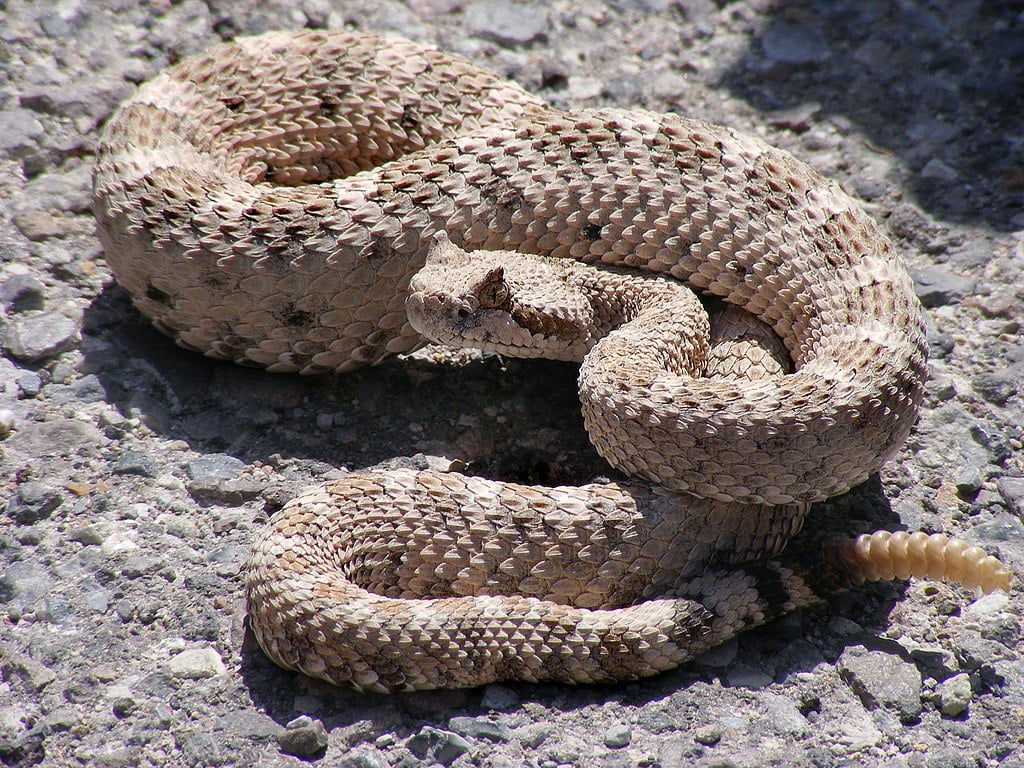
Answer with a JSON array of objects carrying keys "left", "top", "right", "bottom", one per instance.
[
  {"left": 477, "top": 266, "right": 509, "bottom": 310},
  {"left": 478, "top": 281, "right": 509, "bottom": 309}
]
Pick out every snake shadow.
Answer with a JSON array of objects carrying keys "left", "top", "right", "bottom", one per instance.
[
  {"left": 81, "top": 283, "right": 599, "bottom": 479},
  {"left": 716, "top": 0, "right": 1022, "bottom": 231},
  {"left": 81, "top": 284, "right": 914, "bottom": 734}
]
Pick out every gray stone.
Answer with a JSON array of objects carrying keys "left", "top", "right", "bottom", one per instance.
[
  {"left": 166, "top": 647, "right": 227, "bottom": 679},
  {"left": 604, "top": 722, "right": 631, "bottom": 748},
  {"left": 185, "top": 453, "right": 260, "bottom": 502},
  {"left": 188, "top": 476, "right": 263, "bottom": 504},
  {"left": 971, "top": 370, "right": 1019, "bottom": 406},
  {"left": 36, "top": 593, "right": 71, "bottom": 626},
  {"left": 219, "top": 709, "right": 281, "bottom": 739},
  {"left": 81, "top": 586, "right": 110, "bottom": 613},
  {"left": 0, "top": 274, "right": 45, "bottom": 313},
  {"left": 694, "top": 636, "right": 737, "bottom": 667},
  {"left": 0, "top": 559, "right": 55, "bottom": 605},
  {"left": 602, "top": 76, "right": 644, "bottom": 104},
  {"left": 920, "top": 158, "right": 959, "bottom": 182},
  {"left": 838, "top": 646, "right": 923, "bottom": 723},
  {"left": 7, "top": 481, "right": 62, "bottom": 524},
  {"left": 448, "top": 715, "right": 512, "bottom": 742},
  {"left": 650, "top": 71, "right": 689, "bottom": 103},
  {"left": 909, "top": 266, "right": 976, "bottom": 308},
  {"left": 964, "top": 592, "right": 1018, "bottom": 645},
  {"left": 693, "top": 724, "right": 722, "bottom": 745},
  {"left": 11, "top": 209, "right": 69, "bottom": 240},
  {"left": 0, "top": 408, "right": 16, "bottom": 439},
  {"left": 949, "top": 240, "right": 995, "bottom": 268},
  {"left": 407, "top": 726, "right": 470, "bottom": 766},
  {"left": 337, "top": 749, "right": 389, "bottom": 768},
  {"left": 1, "top": 652, "right": 56, "bottom": 692},
  {"left": 0, "top": 108, "right": 44, "bottom": 159},
  {"left": 480, "top": 683, "right": 519, "bottom": 711},
  {"left": 953, "top": 465, "right": 983, "bottom": 497},
  {"left": 466, "top": 0, "right": 548, "bottom": 46},
  {"left": 177, "top": 730, "right": 228, "bottom": 768},
  {"left": 759, "top": 692, "right": 810, "bottom": 735},
  {"left": 19, "top": 75, "right": 133, "bottom": 123},
  {"left": 39, "top": 13, "right": 73, "bottom": 37},
  {"left": 112, "top": 695, "right": 139, "bottom": 718},
  {"left": 969, "top": 422, "right": 1014, "bottom": 465},
  {"left": 936, "top": 673, "right": 973, "bottom": 717},
  {"left": 761, "top": 22, "right": 830, "bottom": 64},
  {"left": 0, "top": 706, "right": 30, "bottom": 742},
  {"left": 278, "top": 716, "right": 328, "bottom": 757},
  {"left": 971, "top": 512, "right": 1024, "bottom": 543},
  {"left": 16, "top": 372, "right": 42, "bottom": 398},
  {"left": 767, "top": 101, "right": 822, "bottom": 133},
  {"left": 910, "top": 646, "right": 959, "bottom": 679},
  {"left": 725, "top": 662, "right": 773, "bottom": 689},
  {"left": 996, "top": 477, "right": 1024, "bottom": 517},
  {"left": 185, "top": 454, "right": 246, "bottom": 482},
  {"left": 514, "top": 722, "right": 552, "bottom": 748},
  {"left": 112, "top": 450, "right": 160, "bottom": 478},
  {"left": 1, "top": 311, "right": 79, "bottom": 363},
  {"left": 925, "top": 750, "right": 973, "bottom": 768}
]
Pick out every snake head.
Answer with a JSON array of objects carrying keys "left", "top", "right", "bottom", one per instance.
[{"left": 406, "top": 233, "right": 595, "bottom": 361}]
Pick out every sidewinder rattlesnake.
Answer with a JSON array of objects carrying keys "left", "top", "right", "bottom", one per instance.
[{"left": 92, "top": 30, "right": 1011, "bottom": 692}]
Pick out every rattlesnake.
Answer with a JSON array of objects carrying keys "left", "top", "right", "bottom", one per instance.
[{"left": 93, "top": 29, "right": 1011, "bottom": 692}]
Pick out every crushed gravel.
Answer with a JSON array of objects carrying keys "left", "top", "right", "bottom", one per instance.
[{"left": 1, "top": 1, "right": 1022, "bottom": 766}]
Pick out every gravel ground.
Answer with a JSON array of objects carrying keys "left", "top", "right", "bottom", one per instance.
[{"left": 2, "top": 1, "right": 1023, "bottom": 766}]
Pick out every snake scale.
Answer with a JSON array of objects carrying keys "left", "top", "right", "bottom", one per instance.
[{"left": 93, "top": 30, "right": 1011, "bottom": 692}]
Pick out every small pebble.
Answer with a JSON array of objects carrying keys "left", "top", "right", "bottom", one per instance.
[
  {"left": 694, "top": 725, "right": 723, "bottom": 746},
  {"left": 166, "top": 647, "right": 227, "bottom": 680},
  {"left": 278, "top": 715, "right": 329, "bottom": 758},
  {"left": 0, "top": 409, "right": 16, "bottom": 437},
  {"left": 937, "top": 673, "right": 973, "bottom": 717},
  {"left": 0, "top": 311, "right": 79, "bottom": 362},
  {"left": 0, "top": 274, "right": 46, "bottom": 312},
  {"left": 466, "top": 0, "right": 548, "bottom": 45},
  {"left": 448, "top": 715, "right": 512, "bottom": 742},
  {"left": 8, "top": 481, "right": 63, "bottom": 524},
  {"left": 838, "top": 646, "right": 923, "bottom": 723},
  {"left": 407, "top": 726, "right": 470, "bottom": 765},
  {"left": 604, "top": 722, "right": 632, "bottom": 748}
]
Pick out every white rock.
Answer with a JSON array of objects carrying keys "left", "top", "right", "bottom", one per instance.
[{"left": 166, "top": 647, "right": 227, "bottom": 679}]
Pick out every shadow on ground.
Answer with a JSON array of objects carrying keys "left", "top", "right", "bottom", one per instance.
[{"left": 719, "top": 0, "right": 1023, "bottom": 230}]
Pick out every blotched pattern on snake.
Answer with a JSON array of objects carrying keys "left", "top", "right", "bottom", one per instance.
[{"left": 93, "top": 30, "right": 1011, "bottom": 692}]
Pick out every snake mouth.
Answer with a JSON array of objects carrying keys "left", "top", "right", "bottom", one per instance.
[{"left": 406, "top": 288, "right": 528, "bottom": 351}]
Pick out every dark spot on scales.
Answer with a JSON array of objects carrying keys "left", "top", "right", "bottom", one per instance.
[
  {"left": 480, "top": 178, "right": 524, "bottom": 212},
  {"left": 736, "top": 563, "right": 793, "bottom": 625},
  {"left": 281, "top": 305, "right": 314, "bottom": 328},
  {"left": 509, "top": 305, "right": 580, "bottom": 342},
  {"left": 145, "top": 284, "right": 171, "bottom": 305},
  {"left": 398, "top": 105, "right": 420, "bottom": 132},
  {"left": 367, "top": 235, "right": 397, "bottom": 261}
]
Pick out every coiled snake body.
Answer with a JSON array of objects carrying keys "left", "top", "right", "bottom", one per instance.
[{"left": 93, "top": 30, "right": 1010, "bottom": 692}]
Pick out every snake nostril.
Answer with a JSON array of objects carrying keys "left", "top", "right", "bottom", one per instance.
[{"left": 457, "top": 308, "right": 470, "bottom": 319}]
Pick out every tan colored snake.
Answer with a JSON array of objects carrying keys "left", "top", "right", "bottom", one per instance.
[{"left": 93, "top": 30, "right": 1011, "bottom": 692}]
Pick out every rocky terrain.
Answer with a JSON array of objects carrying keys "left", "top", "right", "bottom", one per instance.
[{"left": 1, "top": 0, "right": 1022, "bottom": 766}]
